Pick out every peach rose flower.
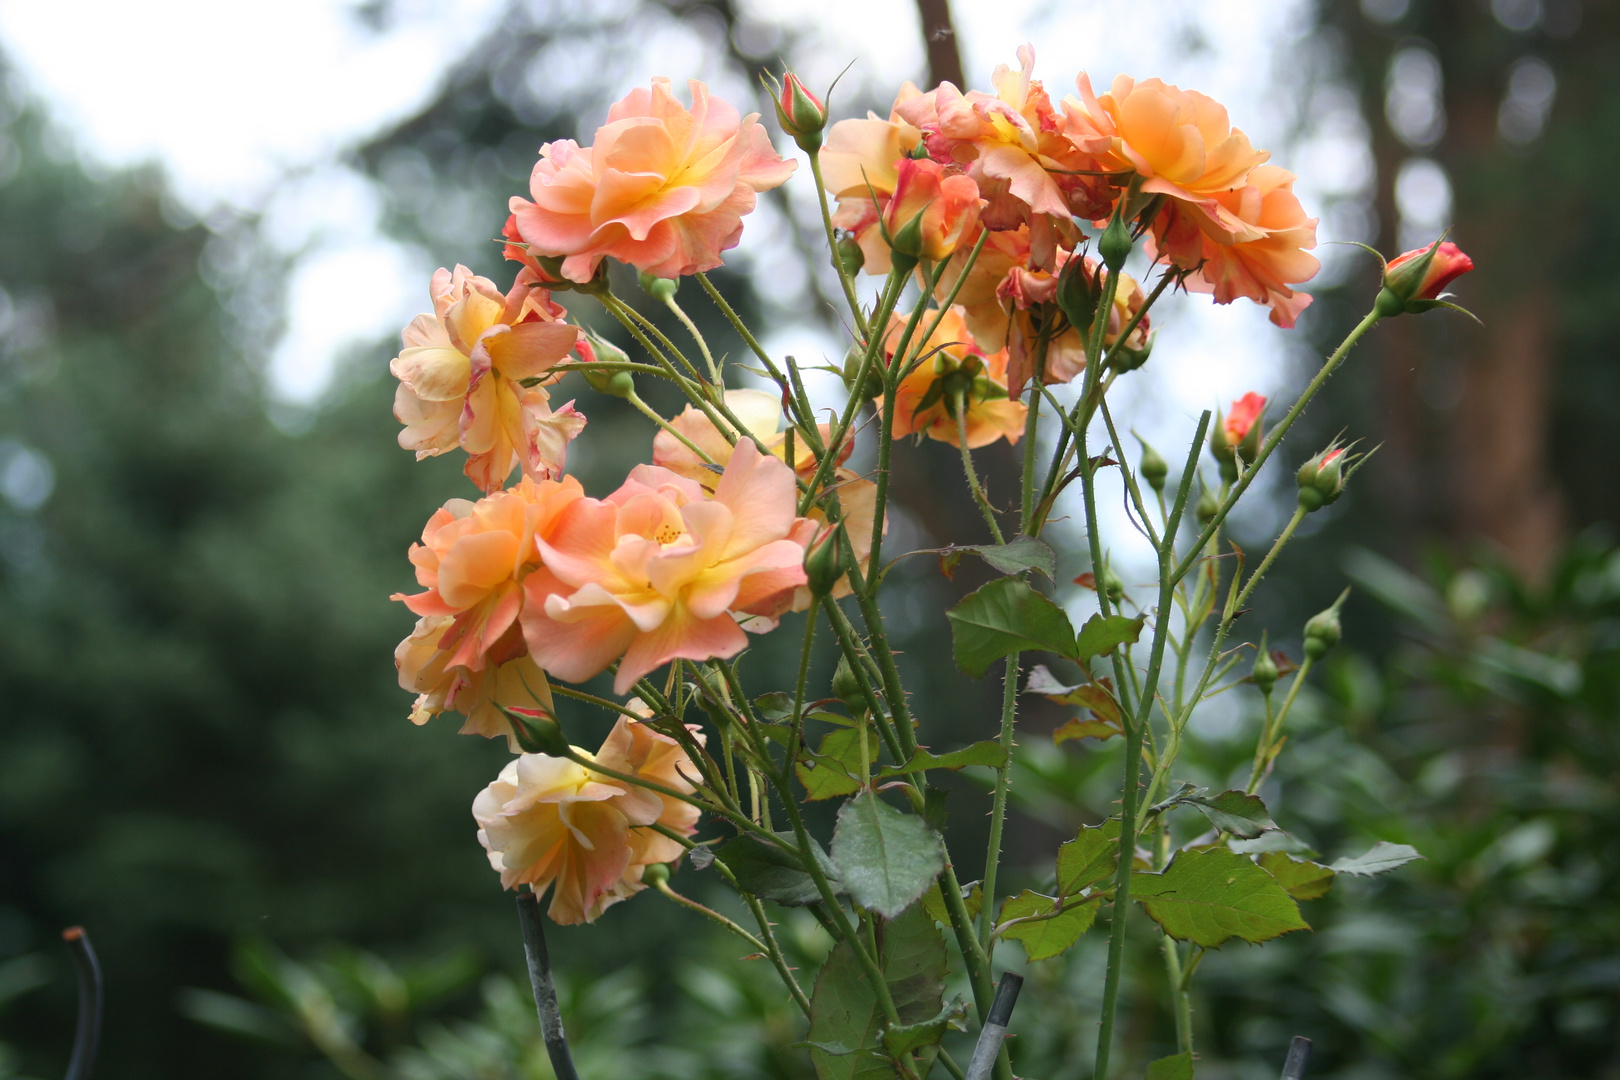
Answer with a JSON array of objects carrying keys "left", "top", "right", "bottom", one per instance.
[
  {"left": 880, "top": 307, "right": 1027, "bottom": 448},
  {"left": 1062, "top": 73, "right": 1269, "bottom": 238},
  {"left": 1150, "top": 165, "right": 1319, "bottom": 328},
  {"left": 820, "top": 83, "right": 923, "bottom": 275},
  {"left": 395, "top": 613, "right": 554, "bottom": 750},
  {"left": 652, "top": 388, "right": 881, "bottom": 607},
  {"left": 394, "top": 476, "right": 584, "bottom": 677},
  {"left": 473, "top": 716, "right": 704, "bottom": 924},
  {"left": 509, "top": 79, "right": 795, "bottom": 284},
  {"left": 898, "top": 46, "right": 1110, "bottom": 267},
  {"left": 391, "top": 265, "right": 586, "bottom": 494},
  {"left": 521, "top": 439, "right": 810, "bottom": 694}
]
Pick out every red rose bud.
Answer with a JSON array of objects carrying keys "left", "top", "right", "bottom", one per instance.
[
  {"left": 1211, "top": 392, "right": 1267, "bottom": 481},
  {"left": 1376, "top": 239, "right": 1475, "bottom": 317},
  {"left": 772, "top": 72, "right": 828, "bottom": 151},
  {"left": 881, "top": 158, "right": 981, "bottom": 268}
]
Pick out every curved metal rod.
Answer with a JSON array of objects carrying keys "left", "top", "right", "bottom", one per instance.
[
  {"left": 61, "top": 926, "right": 102, "bottom": 1080},
  {"left": 515, "top": 891, "right": 581, "bottom": 1080}
]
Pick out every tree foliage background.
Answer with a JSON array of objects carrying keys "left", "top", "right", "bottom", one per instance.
[{"left": 0, "top": 1, "right": 1616, "bottom": 1077}]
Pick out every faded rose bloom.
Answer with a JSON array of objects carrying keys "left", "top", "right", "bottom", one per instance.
[
  {"left": 391, "top": 265, "right": 585, "bottom": 493},
  {"left": 509, "top": 79, "right": 795, "bottom": 284},
  {"left": 879, "top": 306, "right": 1027, "bottom": 448},
  {"left": 651, "top": 388, "right": 881, "bottom": 609},
  {"left": 395, "top": 613, "right": 553, "bottom": 750},
  {"left": 521, "top": 440, "right": 810, "bottom": 694},
  {"left": 933, "top": 228, "right": 1149, "bottom": 391},
  {"left": 594, "top": 716, "right": 705, "bottom": 883},
  {"left": 473, "top": 716, "right": 705, "bottom": 924},
  {"left": 1149, "top": 165, "right": 1319, "bottom": 328},
  {"left": 898, "top": 46, "right": 1111, "bottom": 265},
  {"left": 394, "top": 477, "right": 584, "bottom": 679},
  {"left": 820, "top": 83, "right": 924, "bottom": 275},
  {"left": 881, "top": 158, "right": 982, "bottom": 262}
]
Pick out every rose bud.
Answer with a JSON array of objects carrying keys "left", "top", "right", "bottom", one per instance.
[
  {"left": 1295, "top": 439, "right": 1372, "bottom": 512},
  {"left": 770, "top": 72, "right": 828, "bottom": 152},
  {"left": 1137, "top": 438, "right": 1168, "bottom": 493},
  {"left": 881, "top": 158, "right": 981, "bottom": 269},
  {"left": 1376, "top": 239, "right": 1476, "bottom": 317},
  {"left": 1251, "top": 638, "right": 1279, "bottom": 697},
  {"left": 1303, "top": 589, "right": 1349, "bottom": 661},
  {"left": 1211, "top": 392, "right": 1267, "bottom": 482}
]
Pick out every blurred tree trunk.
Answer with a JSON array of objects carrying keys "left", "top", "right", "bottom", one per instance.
[
  {"left": 1332, "top": 0, "right": 1567, "bottom": 577},
  {"left": 914, "top": 0, "right": 965, "bottom": 88}
]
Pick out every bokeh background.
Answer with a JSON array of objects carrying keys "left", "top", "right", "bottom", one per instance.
[{"left": 1, "top": 0, "right": 1617, "bottom": 1077}]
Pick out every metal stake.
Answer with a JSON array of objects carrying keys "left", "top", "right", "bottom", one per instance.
[
  {"left": 965, "top": 973, "right": 1023, "bottom": 1080},
  {"left": 516, "top": 891, "right": 582, "bottom": 1080},
  {"left": 1281, "top": 1035, "right": 1312, "bottom": 1080}
]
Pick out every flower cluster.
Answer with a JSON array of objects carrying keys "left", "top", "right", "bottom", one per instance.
[{"left": 824, "top": 45, "right": 1320, "bottom": 334}]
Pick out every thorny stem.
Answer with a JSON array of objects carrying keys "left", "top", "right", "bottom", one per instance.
[
  {"left": 1249, "top": 655, "right": 1315, "bottom": 793},
  {"left": 806, "top": 150, "right": 870, "bottom": 340},
  {"left": 653, "top": 879, "right": 767, "bottom": 952},
  {"left": 1233, "top": 504, "right": 1308, "bottom": 616},
  {"left": 665, "top": 296, "right": 720, "bottom": 381},
  {"left": 626, "top": 390, "right": 715, "bottom": 463},
  {"left": 955, "top": 391, "right": 1005, "bottom": 543},
  {"left": 1019, "top": 321, "right": 1053, "bottom": 532},
  {"left": 546, "top": 684, "right": 651, "bottom": 719},
  {"left": 978, "top": 654, "right": 1019, "bottom": 948},
  {"left": 742, "top": 892, "right": 813, "bottom": 1018}
]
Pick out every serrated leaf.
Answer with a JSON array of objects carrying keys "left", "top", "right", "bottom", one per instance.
[
  {"left": 880, "top": 999, "right": 967, "bottom": 1056},
  {"left": 809, "top": 904, "right": 947, "bottom": 1080},
  {"left": 1074, "top": 613, "right": 1146, "bottom": 661},
  {"left": 1258, "top": 852, "right": 1335, "bottom": 901},
  {"left": 1330, "top": 841, "right": 1424, "bottom": 876},
  {"left": 997, "top": 891, "right": 1101, "bottom": 961},
  {"left": 1180, "top": 790, "right": 1276, "bottom": 840},
  {"left": 920, "top": 880, "right": 983, "bottom": 925},
  {"left": 832, "top": 793, "right": 946, "bottom": 918},
  {"left": 1146, "top": 1051, "right": 1194, "bottom": 1080},
  {"left": 1131, "top": 847, "right": 1308, "bottom": 947},
  {"left": 797, "top": 726, "right": 876, "bottom": 801},
  {"left": 1056, "top": 820, "right": 1120, "bottom": 896},
  {"left": 755, "top": 692, "right": 795, "bottom": 721},
  {"left": 947, "top": 578, "right": 1079, "bottom": 678},
  {"left": 718, "top": 832, "right": 841, "bottom": 907},
  {"left": 1053, "top": 716, "right": 1121, "bottom": 744},
  {"left": 876, "top": 741, "right": 1008, "bottom": 779},
  {"left": 937, "top": 536, "right": 1056, "bottom": 580}
]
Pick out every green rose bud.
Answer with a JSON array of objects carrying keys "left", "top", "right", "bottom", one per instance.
[
  {"left": 638, "top": 271, "right": 678, "bottom": 302},
  {"left": 1137, "top": 439, "right": 1168, "bottom": 493},
  {"left": 1251, "top": 643, "right": 1279, "bottom": 697}
]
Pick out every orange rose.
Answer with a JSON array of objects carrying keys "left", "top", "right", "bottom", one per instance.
[
  {"left": 391, "top": 266, "right": 585, "bottom": 493},
  {"left": 509, "top": 79, "right": 795, "bottom": 284},
  {"left": 521, "top": 440, "right": 810, "bottom": 695}
]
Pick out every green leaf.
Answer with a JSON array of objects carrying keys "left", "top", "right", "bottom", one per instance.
[
  {"left": 1145, "top": 1051, "right": 1195, "bottom": 1080},
  {"left": 880, "top": 999, "right": 967, "bottom": 1056},
  {"left": 1131, "top": 847, "right": 1309, "bottom": 947},
  {"left": 832, "top": 793, "right": 946, "bottom": 918},
  {"left": 947, "top": 578, "right": 1079, "bottom": 678},
  {"left": 1180, "top": 790, "right": 1276, "bottom": 840},
  {"left": 754, "top": 692, "right": 795, "bottom": 721},
  {"left": 1074, "top": 613, "right": 1146, "bottom": 661},
  {"left": 1330, "top": 841, "right": 1424, "bottom": 876},
  {"left": 808, "top": 904, "right": 947, "bottom": 1080},
  {"left": 938, "top": 536, "right": 1057, "bottom": 580},
  {"left": 717, "top": 832, "right": 841, "bottom": 908},
  {"left": 997, "top": 890, "right": 1101, "bottom": 961},
  {"left": 1228, "top": 831, "right": 1317, "bottom": 857},
  {"left": 921, "top": 880, "right": 982, "bottom": 925},
  {"left": 797, "top": 726, "right": 876, "bottom": 801},
  {"left": 876, "top": 741, "right": 1008, "bottom": 778},
  {"left": 1056, "top": 820, "right": 1120, "bottom": 896},
  {"left": 1258, "top": 852, "right": 1336, "bottom": 901}
]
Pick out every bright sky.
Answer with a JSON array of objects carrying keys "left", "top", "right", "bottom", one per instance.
[{"left": 1, "top": 0, "right": 1364, "bottom": 578}]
